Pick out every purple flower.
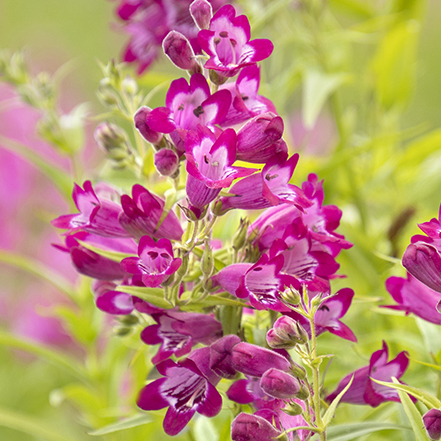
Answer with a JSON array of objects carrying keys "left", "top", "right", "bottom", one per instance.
[
  {"left": 185, "top": 126, "right": 255, "bottom": 210},
  {"left": 423, "top": 409, "right": 441, "bottom": 440},
  {"left": 162, "top": 30, "right": 201, "bottom": 73},
  {"left": 231, "top": 342, "right": 291, "bottom": 377},
  {"left": 220, "top": 65, "right": 277, "bottom": 127},
  {"left": 141, "top": 310, "right": 222, "bottom": 364},
  {"left": 219, "top": 154, "right": 310, "bottom": 212},
  {"left": 119, "top": 184, "right": 183, "bottom": 241},
  {"left": 403, "top": 237, "right": 441, "bottom": 293},
  {"left": 154, "top": 148, "right": 179, "bottom": 176},
  {"left": 326, "top": 341, "right": 410, "bottom": 407},
  {"left": 121, "top": 235, "right": 181, "bottom": 287},
  {"left": 52, "top": 181, "right": 128, "bottom": 238},
  {"left": 384, "top": 273, "right": 441, "bottom": 324},
  {"left": 286, "top": 288, "right": 357, "bottom": 342},
  {"left": 260, "top": 368, "right": 301, "bottom": 400},
  {"left": 190, "top": 0, "right": 213, "bottom": 30},
  {"left": 213, "top": 253, "right": 292, "bottom": 311},
  {"left": 134, "top": 106, "right": 163, "bottom": 144},
  {"left": 54, "top": 232, "right": 134, "bottom": 280},
  {"left": 198, "top": 5, "right": 274, "bottom": 77},
  {"left": 137, "top": 347, "right": 222, "bottom": 436},
  {"left": 146, "top": 73, "right": 231, "bottom": 154},
  {"left": 209, "top": 334, "right": 241, "bottom": 378},
  {"left": 231, "top": 412, "right": 282, "bottom": 441}
]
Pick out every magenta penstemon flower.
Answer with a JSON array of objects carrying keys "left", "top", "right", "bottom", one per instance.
[
  {"left": 185, "top": 125, "right": 255, "bottom": 211},
  {"left": 137, "top": 347, "right": 222, "bottom": 436},
  {"left": 52, "top": 181, "right": 129, "bottom": 238},
  {"left": 198, "top": 4, "right": 274, "bottom": 77},
  {"left": 326, "top": 341, "right": 410, "bottom": 406},
  {"left": 121, "top": 235, "right": 181, "bottom": 287}
]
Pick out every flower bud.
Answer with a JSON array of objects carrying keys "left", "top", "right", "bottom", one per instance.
[
  {"left": 190, "top": 0, "right": 213, "bottom": 30},
  {"left": 122, "top": 76, "right": 138, "bottom": 95},
  {"left": 162, "top": 31, "right": 201, "bottom": 73},
  {"left": 154, "top": 148, "right": 179, "bottom": 177},
  {"left": 118, "top": 314, "right": 139, "bottom": 326},
  {"left": 233, "top": 218, "right": 249, "bottom": 251},
  {"left": 134, "top": 106, "right": 163, "bottom": 144},
  {"left": 202, "top": 239, "right": 214, "bottom": 279},
  {"left": 98, "top": 78, "right": 118, "bottom": 106},
  {"left": 295, "top": 382, "right": 310, "bottom": 401},
  {"left": 280, "top": 286, "right": 301, "bottom": 306},
  {"left": 94, "top": 122, "right": 130, "bottom": 161},
  {"left": 260, "top": 368, "right": 301, "bottom": 399},
  {"left": 290, "top": 361, "right": 307, "bottom": 380},
  {"left": 424, "top": 409, "right": 441, "bottom": 440},
  {"left": 231, "top": 413, "right": 282, "bottom": 441},
  {"left": 267, "top": 316, "right": 308, "bottom": 349},
  {"left": 283, "top": 402, "right": 304, "bottom": 416},
  {"left": 113, "top": 325, "right": 132, "bottom": 337}
]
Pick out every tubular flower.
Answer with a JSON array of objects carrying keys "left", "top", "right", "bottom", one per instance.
[
  {"left": 198, "top": 4, "right": 273, "bottom": 77},
  {"left": 423, "top": 409, "right": 441, "bottom": 440},
  {"left": 185, "top": 126, "right": 255, "bottom": 210},
  {"left": 52, "top": 181, "right": 128, "bottom": 238},
  {"left": 384, "top": 273, "right": 441, "bottom": 324},
  {"left": 121, "top": 235, "right": 181, "bottom": 287},
  {"left": 326, "top": 341, "right": 410, "bottom": 407},
  {"left": 119, "top": 184, "right": 183, "bottom": 241},
  {"left": 146, "top": 73, "right": 231, "bottom": 154},
  {"left": 137, "top": 347, "right": 222, "bottom": 436},
  {"left": 141, "top": 310, "right": 222, "bottom": 364},
  {"left": 231, "top": 412, "right": 282, "bottom": 441}
]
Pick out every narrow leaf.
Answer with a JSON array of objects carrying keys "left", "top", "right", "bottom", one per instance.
[
  {"left": 322, "top": 375, "right": 354, "bottom": 427},
  {"left": 327, "top": 422, "right": 410, "bottom": 441},
  {"left": 116, "top": 286, "right": 174, "bottom": 309},
  {"left": 409, "top": 357, "right": 441, "bottom": 373},
  {"left": 371, "top": 378, "right": 441, "bottom": 409},
  {"left": 0, "top": 407, "right": 80, "bottom": 441},
  {"left": 392, "top": 378, "right": 429, "bottom": 441},
  {"left": 88, "top": 414, "right": 152, "bottom": 436},
  {"left": 77, "top": 239, "right": 133, "bottom": 262}
]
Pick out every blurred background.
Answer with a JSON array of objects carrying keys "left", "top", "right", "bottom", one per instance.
[{"left": 1, "top": 0, "right": 441, "bottom": 440}]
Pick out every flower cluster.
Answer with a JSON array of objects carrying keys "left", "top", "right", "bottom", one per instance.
[{"left": 52, "top": 1, "right": 411, "bottom": 438}]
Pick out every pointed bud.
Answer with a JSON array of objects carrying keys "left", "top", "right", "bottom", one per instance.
[
  {"left": 233, "top": 218, "right": 250, "bottom": 251},
  {"left": 118, "top": 314, "right": 139, "bottom": 326},
  {"left": 280, "top": 287, "right": 301, "bottom": 306},
  {"left": 290, "top": 361, "right": 307, "bottom": 380},
  {"left": 202, "top": 239, "right": 214, "bottom": 279},
  {"left": 154, "top": 148, "right": 179, "bottom": 177},
  {"left": 296, "top": 382, "right": 310, "bottom": 401},
  {"left": 177, "top": 254, "right": 189, "bottom": 279},
  {"left": 113, "top": 325, "right": 132, "bottom": 337},
  {"left": 134, "top": 107, "right": 163, "bottom": 144},
  {"left": 98, "top": 78, "right": 118, "bottom": 106},
  {"left": 163, "top": 31, "right": 201, "bottom": 73},
  {"left": 282, "top": 402, "right": 303, "bottom": 416},
  {"left": 190, "top": 0, "right": 213, "bottom": 30},
  {"left": 122, "top": 76, "right": 138, "bottom": 95},
  {"left": 94, "top": 122, "right": 130, "bottom": 161},
  {"left": 424, "top": 409, "right": 441, "bottom": 440},
  {"left": 267, "top": 316, "right": 308, "bottom": 349},
  {"left": 260, "top": 368, "right": 301, "bottom": 399}
]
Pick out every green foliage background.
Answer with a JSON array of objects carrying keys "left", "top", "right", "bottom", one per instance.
[{"left": 2, "top": 0, "right": 441, "bottom": 440}]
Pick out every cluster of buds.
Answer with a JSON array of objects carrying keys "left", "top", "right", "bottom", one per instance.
[{"left": 51, "top": 1, "right": 415, "bottom": 439}]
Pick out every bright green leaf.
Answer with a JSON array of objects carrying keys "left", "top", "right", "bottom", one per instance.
[
  {"left": 322, "top": 375, "right": 354, "bottom": 427},
  {"left": 327, "top": 422, "right": 411, "bottom": 441},
  {"left": 116, "top": 286, "right": 174, "bottom": 309},
  {"left": 88, "top": 414, "right": 152, "bottom": 436},
  {"left": 77, "top": 240, "right": 133, "bottom": 263}
]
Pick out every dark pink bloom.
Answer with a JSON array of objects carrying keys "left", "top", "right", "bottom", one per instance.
[
  {"left": 260, "top": 368, "right": 301, "bottom": 400},
  {"left": 162, "top": 30, "right": 201, "bottom": 73},
  {"left": 137, "top": 347, "right": 222, "bottom": 436},
  {"left": 220, "top": 65, "right": 277, "bottom": 127},
  {"left": 52, "top": 181, "right": 128, "bottom": 238},
  {"left": 286, "top": 288, "right": 356, "bottom": 342},
  {"left": 147, "top": 73, "right": 231, "bottom": 154},
  {"left": 231, "top": 342, "right": 291, "bottom": 377},
  {"left": 185, "top": 126, "right": 255, "bottom": 210},
  {"left": 266, "top": 315, "right": 308, "bottom": 349},
  {"left": 235, "top": 113, "right": 285, "bottom": 163},
  {"left": 55, "top": 232, "right": 134, "bottom": 280},
  {"left": 326, "top": 341, "right": 410, "bottom": 407},
  {"left": 141, "top": 310, "right": 222, "bottom": 364},
  {"left": 423, "top": 409, "right": 441, "bottom": 440},
  {"left": 231, "top": 412, "right": 282, "bottom": 441},
  {"left": 219, "top": 154, "right": 310, "bottom": 212},
  {"left": 190, "top": 0, "right": 213, "bottom": 30},
  {"left": 154, "top": 148, "right": 179, "bottom": 176},
  {"left": 134, "top": 106, "right": 163, "bottom": 144},
  {"left": 198, "top": 5, "right": 274, "bottom": 77},
  {"left": 384, "top": 273, "right": 441, "bottom": 324},
  {"left": 96, "top": 289, "right": 135, "bottom": 315},
  {"left": 209, "top": 334, "right": 241, "bottom": 378},
  {"left": 119, "top": 184, "right": 183, "bottom": 241},
  {"left": 121, "top": 235, "right": 181, "bottom": 287}
]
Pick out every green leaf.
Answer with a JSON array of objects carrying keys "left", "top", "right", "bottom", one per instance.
[
  {"left": 179, "top": 294, "right": 246, "bottom": 311},
  {"left": 416, "top": 318, "right": 441, "bottom": 355},
  {"left": 302, "top": 69, "right": 347, "bottom": 129},
  {"left": 0, "top": 407, "right": 81, "bottom": 441},
  {"left": 116, "top": 286, "right": 174, "bottom": 309},
  {"left": 0, "top": 330, "right": 87, "bottom": 381},
  {"left": 391, "top": 378, "right": 429, "bottom": 441},
  {"left": 371, "top": 377, "right": 441, "bottom": 409},
  {"left": 0, "top": 249, "right": 75, "bottom": 299},
  {"left": 192, "top": 247, "right": 226, "bottom": 270},
  {"left": 88, "top": 414, "right": 152, "bottom": 436},
  {"left": 322, "top": 375, "right": 354, "bottom": 427},
  {"left": 0, "top": 134, "right": 72, "bottom": 199},
  {"left": 327, "top": 422, "right": 410, "bottom": 441},
  {"left": 409, "top": 357, "right": 441, "bottom": 373}
]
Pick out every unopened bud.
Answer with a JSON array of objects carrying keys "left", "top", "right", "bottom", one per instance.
[
  {"left": 134, "top": 106, "right": 163, "bottom": 144},
  {"left": 190, "top": 0, "right": 213, "bottom": 30},
  {"left": 290, "top": 361, "right": 307, "bottom": 380},
  {"left": 118, "top": 314, "right": 139, "bottom": 326},
  {"left": 311, "top": 292, "right": 324, "bottom": 310},
  {"left": 296, "top": 382, "right": 310, "bottom": 401},
  {"left": 162, "top": 273, "right": 175, "bottom": 287},
  {"left": 94, "top": 122, "right": 130, "bottom": 161},
  {"left": 209, "top": 69, "right": 227, "bottom": 86},
  {"left": 113, "top": 325, "right": 132, "bottom": 337},
  {"left": 202, "top": 239, "right": 214, "bottom": 279},
  {"left": 212, "top": 199, "right": 223, "bottom": 216},
  {"left": 233, "top": 218, "right": 249, "bottom": 251},
  {"left": 267, "top": 316, "right": 308, "bottom": 349},
  {"left": 122, "top": 76, "right": 138, "bottom": 95},
  {"left": 282, "top": 402, "right": 303, "bottom": 416},
  {"left": 98, "top": 78, "right": 118, "bottom": 105},
  {"left": 280, "top": 287, "right": 301, "bottom": 306},
  {"left": 34, "top": 71, "right": 54, "bottom": 103},
  {"left": 177, "top": 254, "right": 189, "bottom": 279},
  {"left": 163, "top": 31, "right": 201, "bottom": 73},
  {"left": 260, "top": 368, "right": 301, "bottom": 400},
  {"left": 424, "top": 409, "right": 441, "bottom": 440},
  {"left": 154, "top": 148, "right": 179, "bottom": 177}
]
